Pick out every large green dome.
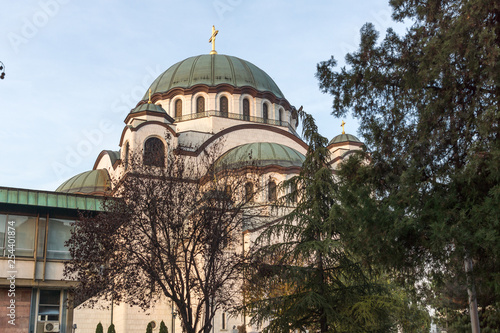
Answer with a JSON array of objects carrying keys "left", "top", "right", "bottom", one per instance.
[
  {"left": 55, "top": 169, "right": 111, "bottom": 195},
  {"left": 144, "top": 54, "right": 285, "bottom": 99},
  {"left": 215, "top": 142, "right": 305, "bottom": 170}
]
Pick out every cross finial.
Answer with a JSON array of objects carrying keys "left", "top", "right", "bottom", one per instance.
[
  {"left": 341, "top": 120, "right": 346, "bottom": 134},
  {"left": 148, "top": 89, "right": 152, "bottom": 104},
  {"left": 209, "top": 25, "right": 219, "bottom": 55}
]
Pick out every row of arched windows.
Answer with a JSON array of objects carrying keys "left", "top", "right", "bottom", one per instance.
[
  {"left": 124, "top": 140, "right": 290, "bottom": 203},
  {"left": 172, "top": 96, "right": 284, "bottom": 122}
]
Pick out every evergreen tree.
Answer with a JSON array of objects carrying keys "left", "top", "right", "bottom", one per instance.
[
  {"left": 146, "top": 322, "right": 153, "bottom": 333},
  {"left": 316, "top": 0, "right": 500, "bottom": 330},
  {"left": 96, "top": 322, "right": 103, "bottom": 333},
  {"left": 107, "top": 323, "right": 116, "bottom": 333},
  {"left": 159, "top": 320, "right": 168, "bottom": 333},
  {"left": 244, "top": 108, "right": 405, "bottom": 332}
]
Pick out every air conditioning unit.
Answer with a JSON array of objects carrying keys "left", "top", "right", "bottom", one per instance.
[{"left": 44, "top": 322, "right": 60, "bottom": 332}]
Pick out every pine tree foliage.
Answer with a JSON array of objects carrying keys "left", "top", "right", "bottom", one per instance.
[
  {"left": 96, "top": 322, "right": 103, "bottom": 333},
  {"left": 316, "top": 0, "right": 500, "bottom": 329},
  {"left": 243, "top": 109, "right": 412, "bottom": 333},
  {"left": 159, "top": 320, "right": 168, "bottom": 333},
  {"left": 146, "top": 322, "right": 153, "bottom": 333},
  {"left": 107, "top": 324, "right": 116, "bottom": 333}
]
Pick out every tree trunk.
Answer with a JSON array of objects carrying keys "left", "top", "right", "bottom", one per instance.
[
  {"left": 317, "top": 251, "right": 328, "bottom": 333},
  {"left": 464, "top": 257, "right": 480, "bottom": 333}
]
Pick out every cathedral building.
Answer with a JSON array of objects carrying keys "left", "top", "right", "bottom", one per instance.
[{"left": 0, "top": 30, "right": 363, "bottom": 333}]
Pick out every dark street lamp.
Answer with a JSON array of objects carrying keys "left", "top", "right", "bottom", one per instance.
[{"left": 0, "top": 61, "right": 5, "bottom": 79}]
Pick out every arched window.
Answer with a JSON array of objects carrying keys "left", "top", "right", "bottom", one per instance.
[
  {"left": 144, "top": 137, "right": 165, "bottom": 167},
  {"left": 279, "top": 109, "right": 283, "bottom": 125},
  {"left": 245, "top": 182, "right": 254, "bottom": 202},
  {"left": 243, "top": 98, "right": 250, "bottom": 121},
  {"left": 220, "top": 96, "right": 228, "bottom": 117},
  {"left": 225, "top": 185, "right": 232, "bottom": 198},
  {"left": 175, "top": 99, "right": 182, "bottom": 118},
  {"left": 268, "top": 180, "right": 277, "bottom": 202},
  {"left": 196, "top": 96, "right": 205, "bottom": 114},
  {"left": 289, "top": 182, "right": 298, "bottom": 203},
  {"left": 263, "top": 103, "right": 268, "bottom": 123},
  {"left": 124, "top": 142, "right": 130, "bottom": 170}
]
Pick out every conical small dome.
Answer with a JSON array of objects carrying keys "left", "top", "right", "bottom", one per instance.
[{"left": 328, "top": 133, "right": 362, "bottom": 145}]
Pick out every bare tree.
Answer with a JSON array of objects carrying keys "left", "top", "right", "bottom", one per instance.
[{"left": 65, "top": 140, "right": 263, "bottom": 333}]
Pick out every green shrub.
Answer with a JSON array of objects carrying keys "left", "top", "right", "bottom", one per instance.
[
  {"left": 107, "top": 323, "right": 116, "bottom": 333},
  {"left": 96, "top": 322, "right": 103, "bottom": 333},
  {"left": 146, "top": 322, "right": 153, "bottom": 333}
]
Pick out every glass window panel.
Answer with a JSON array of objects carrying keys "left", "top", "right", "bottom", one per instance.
[
  {"left": 39, "top": 290, "right": 60, "bottom": 322},
  {"left": 197, "top": 96, "right": 205, "bottom": 113},
  {"left": 144, "top": 137, "right": 165, "bottom": 167},
  {"left": 37, "top": 217, "right": 47, "bottom": 259},
  {"left": 290, "top": 183, "right": 298, "bottom": 203},
  {"left": 268, "top": 181, "right": 277, "bottom": 202},
  {"left": 124, "top": 142, "right": 130, "bottom": 170},
  {"left": 11, "top": 215, "right": 36, "bottom": 257},
  {"left": 175, "top": 99, "right": 182, "bottom": 118},
  {"left": 47, "top": 218, "right": 73, "bottom": 259},
  {"left": 243, "top": 99, "right": 250, "bottom": 120},
  {"left": 0, "top": 214, "right": 6, "bottom": 253},
  {"left": 245, "top": 182, "right": 254, "bottom": 202},
  {"left": 40, "top": 290, "right": 60, "bottom": 305},
  {"left": 38, "top": 306, "right": 60, "bottom": 315},
  {"left": 220, "top": 96, "right": 228, "bottom": 116}
]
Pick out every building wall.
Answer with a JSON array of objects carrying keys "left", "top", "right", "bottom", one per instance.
[
  {"left": 74, "top": 297, "right": 178, "bottom": 333},
  {"left": 0, "top": 287, "right": 31, "bottom": 333},
  {"left": 0, "top": 206, "right": 99, "bottom": 333}
]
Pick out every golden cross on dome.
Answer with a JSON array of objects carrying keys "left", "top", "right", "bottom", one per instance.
[
  {"left": 148, "top": 89, "right": 152, "bottom": 104},
  {"left": 341, "top": 120, "right": 346, "bottom": 134},
  {"left": 209, "top": 25, "right": 219, "bottom": 55}
]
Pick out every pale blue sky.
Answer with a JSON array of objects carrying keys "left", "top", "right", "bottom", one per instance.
[{"left": 0, "top": 0, "right": 405, "bottom": 191}]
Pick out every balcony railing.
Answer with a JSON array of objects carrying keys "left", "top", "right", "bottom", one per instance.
[{"left": 174, "top": 110, "right": 300, "bottom": 137}]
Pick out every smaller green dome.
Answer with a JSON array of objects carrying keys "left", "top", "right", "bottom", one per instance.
[
  {"left": 328, "top": 133, "right": 362, "bottom": 145},
  {"left": 103, "top": 150, "right": 120, "bottom": 164},
  {"left": 56, "top": 169, "right": 111, "bottom": 195},
  {"left": 131, "top": 103, "right": 166, "bottom": 114},
  {"left": 215, "top": 143, "right": 305, "bottom": 170}
]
